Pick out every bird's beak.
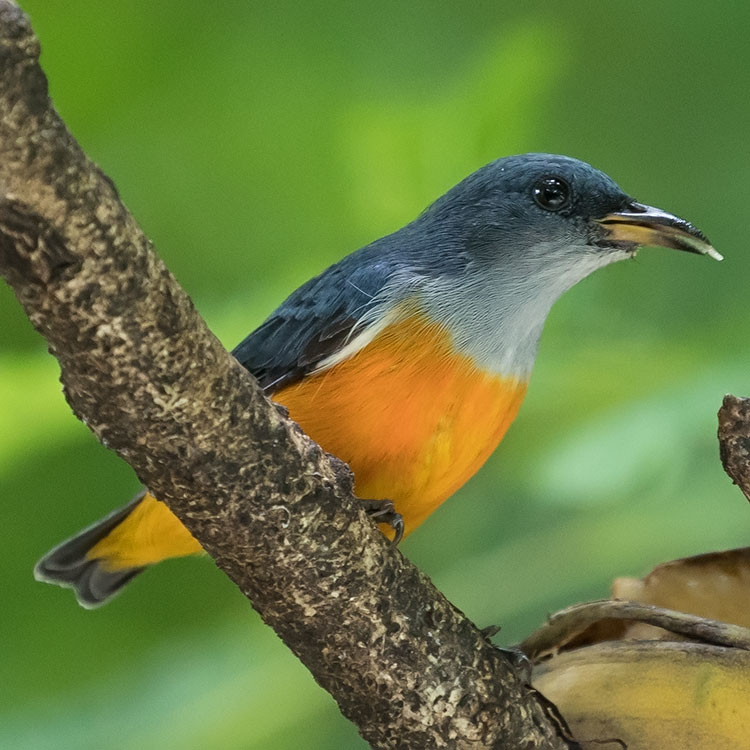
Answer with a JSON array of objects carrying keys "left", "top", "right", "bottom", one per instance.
[{"left": 596, "top": 202, "right": 722, "bottom": 261}]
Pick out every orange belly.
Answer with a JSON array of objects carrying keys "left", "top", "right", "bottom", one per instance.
[
  {"left": 275, "top": 313, "right": 527, "bottom": 535},
  {"left": 89, "top": 311, "right": 527, "bottom": 568}
]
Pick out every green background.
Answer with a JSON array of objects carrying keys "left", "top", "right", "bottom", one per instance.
[{"left": 3, "top": 2, "right": 750, "bottom": 748}]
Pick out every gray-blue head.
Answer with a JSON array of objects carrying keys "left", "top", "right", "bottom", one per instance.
[
  {"left": 420, "top": 153, "right": 719, "bottom": 267},
  {"left": 408, "top": 153, "right": 719, "bottom": 376}
]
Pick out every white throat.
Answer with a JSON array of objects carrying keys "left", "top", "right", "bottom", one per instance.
[{"left": 418, "top": 245, "right": 627, "bottom": 378}]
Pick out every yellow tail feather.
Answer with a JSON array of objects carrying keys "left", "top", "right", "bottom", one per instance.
[{"left": 87, "top": 493, "right": 202, "bottom": 570}]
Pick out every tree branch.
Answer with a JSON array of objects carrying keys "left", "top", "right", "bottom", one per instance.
[
  {"left": 718, "top": 394, "right": 750, "bottom": 502},
  {"left": 0, "top": 4, "right": 572, "bottom": 748}
]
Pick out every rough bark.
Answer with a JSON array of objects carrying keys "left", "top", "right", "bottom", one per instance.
[
  {"left": 718, "top": 394, "right": 750, "bottom": 502},
  {"left": 0, "top": 4, "right": 572, "bottom": 749}
]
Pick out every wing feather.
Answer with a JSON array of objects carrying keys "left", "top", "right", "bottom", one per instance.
[{"left": 231, "top": 246, "right": 397, "bottom": 393}]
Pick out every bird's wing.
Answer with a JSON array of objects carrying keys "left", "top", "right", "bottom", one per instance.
[{"left": 231, "top": 252, "right": 395, "bottom": 393}]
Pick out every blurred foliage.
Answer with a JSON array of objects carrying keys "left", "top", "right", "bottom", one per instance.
[{"left": 3, "top": 1, "right": 750, "bottom": 748}]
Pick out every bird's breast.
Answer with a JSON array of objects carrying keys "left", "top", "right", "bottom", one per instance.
[{"left": 273, "top": 311, "right": 527, "bottom": 535}]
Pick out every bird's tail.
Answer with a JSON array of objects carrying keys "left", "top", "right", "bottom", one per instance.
[
  {"left": 34, "top": 494, "right": 147, "bottom": 608},
  {"left": 34, "top": 491, "right": 203, "bottom": 608}
]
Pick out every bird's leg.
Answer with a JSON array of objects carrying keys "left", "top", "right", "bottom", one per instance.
[{"left": 360, "top": 499, "right": 404, "bottom": 545}]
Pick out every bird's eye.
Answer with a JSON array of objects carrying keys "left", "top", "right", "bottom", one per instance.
[{"left": 532, "top": 176, "right": 571, "bottom": 212}]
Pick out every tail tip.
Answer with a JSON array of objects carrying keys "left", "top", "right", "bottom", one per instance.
[
  {"left": 35, "top": 553, "right": 144, "bottom": 609},
  {"left": 34, "top": 496, "right": 146, "bottom": 609}
]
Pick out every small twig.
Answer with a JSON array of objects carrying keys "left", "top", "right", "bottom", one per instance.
[
  {"left": 718, "top": 394, "right": 750, "bottom": 501},
  {"left": 519, "top": 599, "right": 750, "bottom": 660}
]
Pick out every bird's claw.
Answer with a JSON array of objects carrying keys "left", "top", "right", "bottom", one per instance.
[
  {"left": 361, "top": 499, "right": 404, "bottom": 545},
  {"left": 497, "top": 643, "right": 533, "bottom": 683}
]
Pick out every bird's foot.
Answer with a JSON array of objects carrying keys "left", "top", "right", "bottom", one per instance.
[
  {"left": 360, "top": 498, "right": 404, "bottom": 545},
  {"left": 481, "top": 625, "right": 533, "bottom": 683},
  {"left": 499, "top": 644, "right": 533, "bottom": 682}
]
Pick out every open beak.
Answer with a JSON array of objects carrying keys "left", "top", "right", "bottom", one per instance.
[{"left": 597, "top": 202, "right": 722, "bottom": 261}]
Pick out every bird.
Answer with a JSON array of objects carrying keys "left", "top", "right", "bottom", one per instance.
[{"left": 34, "top": 153, "right": 720, "bottom": 608}]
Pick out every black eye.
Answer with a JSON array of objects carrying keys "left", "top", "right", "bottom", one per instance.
[{"left": 532, "top": 176, "right": 571, "bottom": 212}]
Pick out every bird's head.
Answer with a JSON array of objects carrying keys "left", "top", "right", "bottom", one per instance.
[
  {"left": 421, "top": 153, "right": 720, "bottom": 283},
  {"left": 410, "top": 153, "right": 720, "bottom": 375}
]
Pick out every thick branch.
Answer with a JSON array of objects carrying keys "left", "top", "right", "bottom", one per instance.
[{"left": 0, "top": 4, "right": 571, "bottom": 749}]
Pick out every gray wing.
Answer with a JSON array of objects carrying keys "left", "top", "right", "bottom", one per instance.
[{"left": 231, "top": 243, "right": 398, "bottom": 393}]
